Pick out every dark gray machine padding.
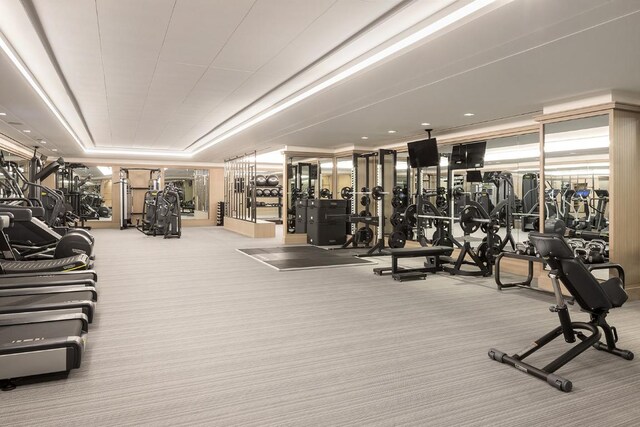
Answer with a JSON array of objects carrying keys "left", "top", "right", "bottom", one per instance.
[{"left": 0, "top": 254, "right": 89, "bottom": 274}]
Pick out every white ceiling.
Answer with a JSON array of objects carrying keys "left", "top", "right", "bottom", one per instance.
[{"left": 0, "top": 0, "right": 639, "bottom": 163}]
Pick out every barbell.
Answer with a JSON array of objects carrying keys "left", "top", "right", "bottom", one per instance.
[
  {"left": 417, "top": 205, "right": 495, "bottom": 235},
  {"left": 340, "top": 185, "right": 389, "bottom": 201}
]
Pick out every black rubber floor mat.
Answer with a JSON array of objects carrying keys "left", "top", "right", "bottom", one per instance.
[{"left": 238, "top": 246, "right": 374, "bottom": 271}]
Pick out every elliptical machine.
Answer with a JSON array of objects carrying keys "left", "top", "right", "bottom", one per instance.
[{"left": 136, "top": 183, "right": 181, "bottom": 238}]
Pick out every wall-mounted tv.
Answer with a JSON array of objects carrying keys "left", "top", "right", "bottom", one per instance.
[
  {"left": 450, "top": 141, "right": 487, "bottom": 169},
  {"left": 465, "top": 141, "right": 487, "bottom": 169},
  {"left": 467, "top": 170, "right": 483, "bottom": 182},
  {"left": 408, "top": 138, "right": 439, "bottom": 168},
  {"left": 450, "top": 145, "right": 466, "bottom": 169}
]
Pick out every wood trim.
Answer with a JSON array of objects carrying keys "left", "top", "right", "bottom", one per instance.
[
  {"left": 435, "top": 124, "right": 539, "bottom": 146},
  {"left": 224, "top": 216, "right": 275, "bottom": 238},
  {"left": 534, "top": 103, "right": 614, "bottom": 124},
  {"left": 609, "top": 109, "right": 640, "bottom": 294}
]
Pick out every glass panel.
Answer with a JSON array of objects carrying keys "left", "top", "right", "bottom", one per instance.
[
  {"left": 318, "top": 158, "right": 334, "bottom": 198},
  {"left": 164, "top": 168, "right": 209, "bottom": 220},
  {"left": 443, "top": 133, "right": 540, "bottom": 248},
  {"left": 544, "top": 115, "right": 610, "bottom": 277},
  {"left": 57, "top": 164, "right": 113, "bottom": 221}
]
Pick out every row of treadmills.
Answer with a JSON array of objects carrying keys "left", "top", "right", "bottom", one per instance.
[{"left": 0, "top": 204, "right": 97, "bottom": 391}]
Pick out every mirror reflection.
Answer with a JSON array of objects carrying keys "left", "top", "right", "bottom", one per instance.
[
  {"left": 164, "top": 168, "right": 210, "bottom": 220},
  {"left": 57, "top": 164, "right": 113, "bottom": 222}
]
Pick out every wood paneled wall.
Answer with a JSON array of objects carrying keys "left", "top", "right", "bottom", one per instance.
[{"left": 610, "top": 109, "right": 640, "bottom": 297}]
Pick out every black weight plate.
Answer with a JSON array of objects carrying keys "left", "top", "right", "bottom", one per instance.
[
  {"left": 391, "top": 196, "right": 402, "bottom": 209},
  {"left": 400, "top": 224, "right": 413, "bottom": 241},
  {"left": 388, "top": 231, "right": 406, "bottom": 248},
  {"left": 371, "top": 185, "right": 385, "bottom": 200},
  {"left": 341, "top": 187, "right": 353, "bottom": 200},
  {"left": 360, "top": 195, "right": 370, "bottom": 206},
  {"left": 359, "top": 210, "right": 372, "bottom": 217},
  {"left": 390, "top": 212, "right": 404, "bottom": 227},
  {"left": 393, "top": 186, "right": 402, "bottom": 195},
  {"left": 362, "top": 227, "right": 374, "bottom": 244},
  {"left": 460, "top": 205, "right": 481, "bottom": 234},
  {"left": 404, "top": 204, "right": 417, "bottom": 227}
]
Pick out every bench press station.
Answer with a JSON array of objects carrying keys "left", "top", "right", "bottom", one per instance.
[{"left": 373, "top": 246, "right": 453, "bottom": 281}]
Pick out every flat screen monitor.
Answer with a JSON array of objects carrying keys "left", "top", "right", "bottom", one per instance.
[
  {"left": 407, "top": 138, "right": 439, "bottom": 168},
  {"left": 467, "top": 170, "right": 483, "bottom": 182},
  {"left": 482, "top": 171, "right": 501, "bottom": 183},
  {"left": 465, "top": 141, "right": 486, "bottom": 169},
  {"left": 450, "top": 145, "right": 466, "bottom": 169}
]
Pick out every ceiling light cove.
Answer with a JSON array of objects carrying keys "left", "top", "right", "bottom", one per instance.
[
  {"left": 0, "top": 32, "right": 87, "bottom": 152},
  {"left": 1, "top": 0, "right": 499, "bottom": 158},
  {"left": 388, "top": 130, "right": 397, "bottom": 134},
  {"left": 84, "top": 148, "right": 192, "bottom": 158},
  {"left": 361, "top": 136, "right": 369, "bottom": 140},
  {"left": 0, "top": 112, "right": 6, "bottom": 116},
  {"left": 191, "top": 0, "right": 498, "bottom": 155},
  {"left": 421, "top": 123, "right": 431, "bottom": 126},
  {"left": 463, "top": 113, "right": 475, "bottom": 117}
]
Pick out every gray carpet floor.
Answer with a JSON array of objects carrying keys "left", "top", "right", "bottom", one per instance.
[{"left": 2, "top": 226, "right": 640, "bottom": 426}]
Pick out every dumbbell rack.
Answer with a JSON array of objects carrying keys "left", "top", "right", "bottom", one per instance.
[
  {"left": 251, "top": 185, "right": 283, "bottom": 223},
  {"left": 216, "top": 201, "right": 224, "bottom": 226}
]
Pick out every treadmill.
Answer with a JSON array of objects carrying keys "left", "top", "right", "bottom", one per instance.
[
  {"left": 0, "top": 213, "right": 91, "bottom": 274},
  {"left": 0, "top": 310, "right": 88, "bottom": 389},
  {"left": 0, "top": 285, "right": 97, "bottom": 322}
]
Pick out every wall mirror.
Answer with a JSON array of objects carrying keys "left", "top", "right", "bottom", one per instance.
[
  {"left": 164, "top": 168, "right": 210, "bottom": 220},
  {"left": 57, "top": 164, "right": 113, "bottom": 222}
]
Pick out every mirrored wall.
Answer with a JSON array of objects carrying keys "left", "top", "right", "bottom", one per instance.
[
  {"left": 440, "top": 133, "right": 540, "bottom": 247},
  {"left": 57, "top": 164, "right": 113, "bottom": 222},
  {"left": 164, "top": 168, "right": 210, "bottom": 220},
  {"left": 543, "top": 115, "right": 610, "bottom": 233}
]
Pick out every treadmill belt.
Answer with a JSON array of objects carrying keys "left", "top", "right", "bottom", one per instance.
[{"left": 238, "top": 246, "right": 374, "bottom": 271}]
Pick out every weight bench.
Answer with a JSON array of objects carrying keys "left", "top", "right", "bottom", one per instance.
[
  {"left": 489, "top": 232, "right": 633, "bottom": 392},
  {"left": 373, "top": 246, "right": 452, "bottom": 281}
]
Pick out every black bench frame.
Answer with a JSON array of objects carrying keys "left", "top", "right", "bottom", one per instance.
[{"left": 373, "top": 246, "right": 452, "bottom": 281}]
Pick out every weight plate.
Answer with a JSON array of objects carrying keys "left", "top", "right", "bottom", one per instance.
[
  {"left": 404, "top": 204, "right": 417, "bottom": 227},
  {"left": 391, "top": 196, "right": 402, "bottom": 209},
  {"left": 371, "top": 185, "right": 385, "bottom": 201},
  {"left": 341, "top": 187, "right": 353, "bottom": 200},
  {"left": 359, "top": 210, "right": 372, "bottom": 217},
  {"left": 388, "top": 231, "right": 407, "bottom": 248},
  {"left": 459, "top": 205, "right": 481, "bottom": 234},
  {"left": 390, "top": 212, "right": 404, "bottom": 227},
  {"left": 360, "top": 195, "right": 371, "bottom": 207}
]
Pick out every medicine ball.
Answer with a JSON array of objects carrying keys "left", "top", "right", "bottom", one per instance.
[
  {"left": 54, "top": 232, "right": 93, "bottom": 259},
  {"left": 255, "top": 175, "right": 267, "bottom": 186},
  {"left": 266, "top": 175, "right": 279, "bottom": 186},
  {"left": 256, "top": 189, "right": 264, "bottom": 197}
]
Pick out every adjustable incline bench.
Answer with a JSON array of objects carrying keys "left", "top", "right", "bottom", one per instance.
[
  {"left": 489, "top": 231, "right": 633, "bottom": 392},
  {"left": 374, "top": 246, "right": 453, "bottom": 281}
]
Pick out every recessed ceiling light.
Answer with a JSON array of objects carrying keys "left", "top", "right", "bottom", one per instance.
[
  {"left": 0, "top": 112, "right": 6, "bottom": 116},
  {"left": 51, "top": 148, "right": 58, "bottom": 152},
  {"left": 421, "top": 122, "right": 431, "bottom": 126},
  {"left": 388, "top": 130, "right": 396, "bottom": 134},
  {"left": 361, "top": 136, "right": 368, "bottom": 140},
  {"left": 23, "top": 129, "right": 31, "bottom": 133},
  {"left": 40, "top": 140, "right": 47, "bottom": 144},
  {"left": 463, "top": 113, "right": 475, "bottom": 117}
]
